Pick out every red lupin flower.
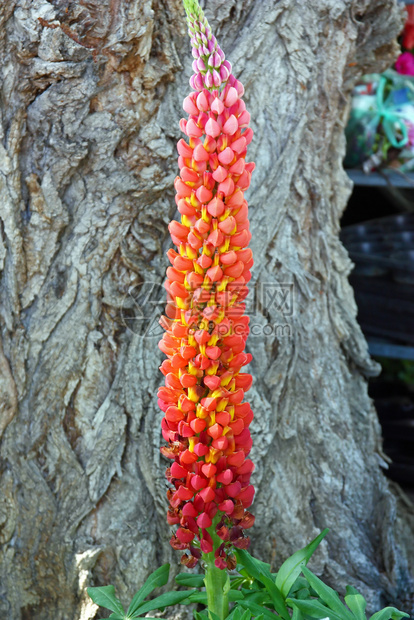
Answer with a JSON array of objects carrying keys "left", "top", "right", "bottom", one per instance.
[{"left": 158, "top": 0, "right": 255, "bottom": 569}]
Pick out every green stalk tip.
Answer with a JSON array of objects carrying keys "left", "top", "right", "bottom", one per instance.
[{"left": 183, "top": 0, "right": 203, "bottom": 20}]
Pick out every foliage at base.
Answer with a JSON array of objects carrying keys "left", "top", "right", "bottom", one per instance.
[{"left": 87, "top": 530, "right": 410, "bottom": 620}]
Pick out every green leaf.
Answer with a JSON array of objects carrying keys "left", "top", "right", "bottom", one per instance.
[
  {"left": 235, "top": 549, "right": 271, "bottom": 582},
  {"left": 235, "top": 549, "right": 289, "bottom": 620},
  {"left": 231, "top": 577, "right": 248, "bottom": 589},
  {"left": 241, "top": 589, "right": 270, "bottom": 605},
  {"left": 127, "top": 564, "right": 170, "bottom": 616},
  {"left": 229, "top": 606, "right": 244, "bottom": 620},
  {"left": 344, "top": 593, "right": 367, "bottom": 620},
  {"left": 183, "top": 592, "right": 208, "bottom": 605},
  {"left": 301, "top": 566, "right": 353, "bottom": 620},
  {"left": 346, "top": 586, "right": 361, "bottom": 596},
  {"left": 209, "top": 612, "right": 221, "bottom": 620},
  {"left": 223, "top": 572, "right": 231, "bottom": 596},
  {"left": 129, "top": 589, "right": 197, "bottom": 617},
  {"left": 369, "top": 608, "right": 410, "bottom": 620},
  {"left": 291, "top": 606, "right": 304, "bottom": 620},
  {"left": 223, "top": 606, "right": 238, "bottom": 620},
  {"left": 296, "top": 588, "right": 311, "bottom": 600},
  {"left": 275, "top": 529, "right": 329, "bottom": 598},
  {"left": 87, "top": 586, "right": 125, "bottom": 615},
  {"left": 226, "top": 606, "right": 252, "bottom": 620},
  {"left": 259, "top": 573, "right": 290, "bottom": 620},
  {"left": 175, "top": 573, "right": 205, "bottom": 587},
  {"left": 289, "top": 577, "right": 310, "bottom": 594},
  {"left": 287, "top": 598, "right": 343, "bottom": 620},
  {"left": 193, "top": 611, "right": 208, "bottom": 620},
  {"left": 106, "top": 615, "right": 125, "bottom": 620},
  {"left": 239, "top": 599, "right": 283, "bottom": 620}
]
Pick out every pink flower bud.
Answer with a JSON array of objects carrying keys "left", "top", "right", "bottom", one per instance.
[
  {"left": 212, "top": 69, "right": 221, "bottom": 87},
  {"left": 196, "top": 90, "right": 209, "bottom": 111},
  {"left": 235, "top": 78, "right": 244, "bottom": 97},
  {"left": 211, "top": 97, "right": 225, "bottom": 114},
  {"left": 207, "top": 196, "right": 225, "bottom": 217},
  {"left": 224, "top": 86, "right": 238, "bottom": 107},
  {"left": 207, "top": 39, "right": 215, "bottom": 53},
  {"left": 186, "top": 119, "right": 203, "bottom": 138},
  {"left": 205, "top": 117, "right": 221, "bottom": 137},
  {"left": 223, "top": 114, "right": 238, "bottom": 135},
  {"left": 218, "top": 215, "right": 236, "bottom": 234},
  {"left": 183, "top": 95, "right": 199, "bottom": 116},
  {"left": 204, "top": 71, "right": 213, "bottom": 88},
  {"left": 194, "top": 72, "right": 204, "bottom": 91},
  {"left": 219, "top": 65, "right": 230, "bottom": 82},
  {"left": 193, "top": 143, "right": 209, "bottom": 161},
  {"left": 197, "top": 57, "right": 206, "bottom": 72},
  {"left": 223, "top": 59, "right": 232, "bottom": 74},
  {"left": 218, "top": 147, "right": 234, "bottom": 165},
  {"left": 212, "top": 165, "right": 228, "bottom": 183}
]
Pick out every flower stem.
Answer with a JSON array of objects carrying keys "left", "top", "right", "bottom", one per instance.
[
  {"left": 202, "top": 516, "right": 230, "bottom": 620},
  {"left": 203, "top": 551, "right": 230, "bottom": 620}
]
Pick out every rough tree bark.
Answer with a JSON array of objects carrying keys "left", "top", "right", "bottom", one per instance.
[{"left": 0, "top": 0, "right": 413, "bottom": 618}]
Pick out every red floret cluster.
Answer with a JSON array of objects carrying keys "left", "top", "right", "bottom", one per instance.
[{"left": 158, "top": 15, "right": 255, "bottom": 571}]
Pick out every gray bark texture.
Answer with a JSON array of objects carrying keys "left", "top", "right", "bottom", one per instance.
[{"left": 0, "top": 0, "right": 413, "bottom": 618}]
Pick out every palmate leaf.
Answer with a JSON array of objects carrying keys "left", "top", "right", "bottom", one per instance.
[
  {"left": 301, "top": 566, "right": 354, "bottom": 620},
  {"left": 276, "top": 529, "right": 329, "bottom": 598},
  {"left": 127, "top": 564, "right": 170, "bottom": 616},
  {"left": 87, "top": 585, "right": 125, "bottom": 615}
]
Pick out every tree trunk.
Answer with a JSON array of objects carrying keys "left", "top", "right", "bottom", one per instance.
[{"left": 0, "top": 0, "right": 413, "bottom": 618}]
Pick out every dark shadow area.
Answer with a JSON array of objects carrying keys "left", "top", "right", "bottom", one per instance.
[{"left": 342, "top": 178, "right": 414, "bottom": 499}]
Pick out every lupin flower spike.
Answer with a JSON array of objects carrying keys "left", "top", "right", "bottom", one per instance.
[{"left": 158, "top": 0, "right": 255, "bottom": 571}]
